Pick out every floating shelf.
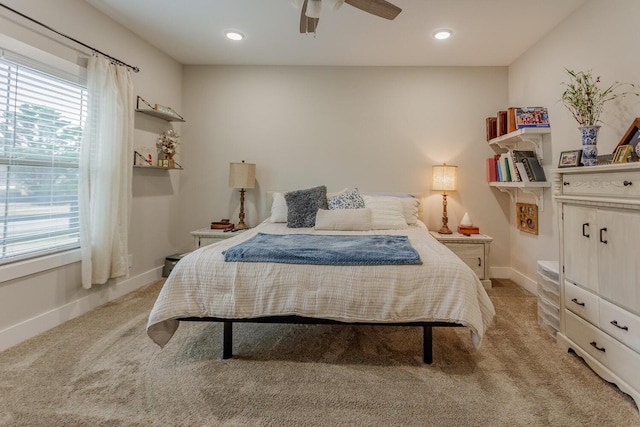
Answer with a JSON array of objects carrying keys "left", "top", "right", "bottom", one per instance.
[
  {"left": 489, "top": 128, "right": 550, "bottom": 159},
  {"left": 135, "top": 96, "right": 185, "bottom": 122},
  {"left": 489, "top": 181, "right": 550, "bottom": 210},
  {"left": 133, "top": 165, "right": 183, "bottom": 170}
]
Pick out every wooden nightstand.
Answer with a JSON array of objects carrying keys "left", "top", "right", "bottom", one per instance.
[
  {"left": 190, "top": 227, "right": 247, "bottom": 249},
  {"left": 429, "top": 231, "right": 493, "bottom": 289}
]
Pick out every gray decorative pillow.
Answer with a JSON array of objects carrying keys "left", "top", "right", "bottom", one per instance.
[
  {"left": 327, "top": 188, "right": 365, "bottom": 210},
  {"left": 285, "top": 185, "right": 328, "bottom": 228}
]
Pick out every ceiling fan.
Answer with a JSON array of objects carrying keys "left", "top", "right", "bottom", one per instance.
[{"left": 291, "top": 0, "right": 402, "bottom": 34}]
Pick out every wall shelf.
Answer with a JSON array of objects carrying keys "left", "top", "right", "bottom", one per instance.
[
  {"left": 487, "top": 127, "right": 551, "bottom": 210},
  {"left": 489, "top": 127, "right": 549, "bottom": 159},
  {"left": 135, "top": 96, "right": 185, "bottom": 122},
  {"left": 489, "top": 181, "right": 550, "bottom": 210},
  {"left": 133, "top": 165, "right": 183, "bottom": 170}
]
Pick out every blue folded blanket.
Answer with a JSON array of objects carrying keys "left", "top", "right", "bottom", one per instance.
[{"left": 223, "top": 233, "right": 422, "bottom": 265}]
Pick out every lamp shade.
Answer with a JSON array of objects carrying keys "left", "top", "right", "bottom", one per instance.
[
  {"left": 229, "top": 161, "right": 256, "bottom": 189},
  {"left": 432, "top": 164, "right": 458, "bottom": 191}
]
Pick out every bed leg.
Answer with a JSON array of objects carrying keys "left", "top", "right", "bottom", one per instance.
[
  {"left": 423, "top": 325, "right": 433, "bottom": 364},
  {"left": 223, "top": 321, "right": 233, "bottom": 359}
]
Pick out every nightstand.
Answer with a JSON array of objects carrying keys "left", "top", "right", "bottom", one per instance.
[
  {"left": 429, "top": 231, "right": 493, "bottom": 289},
  {"left": 190, "top": 227, "right": 247, "bottom": 249}
]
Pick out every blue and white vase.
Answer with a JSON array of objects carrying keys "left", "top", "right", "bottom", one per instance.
[{"left": 579, "top": 125, "right": 600, "bottom": 167}]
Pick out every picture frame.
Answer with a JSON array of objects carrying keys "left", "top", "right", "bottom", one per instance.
[
  {"left": 614, "top": 117, "right": 640, "bottom": 151},
  {"left": 514, "top": 107, "right": 550, "bottom": 129},
  {"left": 516, "top": 202, "right": 538, "bottom": 235},
  {"left": 558, "top": 149, "right": 582, "bottom": 168},
  {"left": 613, "top": 144, "right": 632, "bottom": 163}
]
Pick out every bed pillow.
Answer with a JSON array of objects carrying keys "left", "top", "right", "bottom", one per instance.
[
  {"left": 314, "top": 208, "right": 371, "bottom": 231},
  {"left": 327, "top": 188, "right": 365, "bottom": 210},
  {"left": 285, "top": 185, "right": 328, "bottom": 228},
  {"left": 362, "top": 193, "right": 420, "bottom": 225},
  {"left": 362, "top": 195, "right": 408, "bottom": 230},
  {"left": 269, "top": 192, "right": 288, "bottom": 223}
]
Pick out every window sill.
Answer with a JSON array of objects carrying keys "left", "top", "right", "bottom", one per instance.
[{"left": 0, "top": 249, "right": 81, "bottom": 283}]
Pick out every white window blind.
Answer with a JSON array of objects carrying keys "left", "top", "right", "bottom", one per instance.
[{"left": 0, "top": 54, "right": 87, "bottom": 264}]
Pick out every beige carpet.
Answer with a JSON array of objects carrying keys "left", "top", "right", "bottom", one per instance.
[{"left": 1, "top": 279, "right": 639, "bottom": 426}]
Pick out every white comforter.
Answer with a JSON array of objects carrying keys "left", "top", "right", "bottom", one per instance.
[{"left": 147, "top": 222, "right": 495, "bottom": 349}]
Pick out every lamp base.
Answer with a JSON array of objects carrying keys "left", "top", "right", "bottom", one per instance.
[
  {"left": 438, "top": 224, "right": 453, "bottom": 234},
  {"left": 235, "top": 221, "right": 249, "bottom": 230}
]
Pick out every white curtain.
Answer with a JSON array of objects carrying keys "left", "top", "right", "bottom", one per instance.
[{"left": 79, "top": 56, "right": 134, "bottom": 289}]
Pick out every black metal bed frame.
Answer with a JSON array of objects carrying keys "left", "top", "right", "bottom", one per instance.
[{"left": 179, "top": 316, "right": 462, "bottom": 364}]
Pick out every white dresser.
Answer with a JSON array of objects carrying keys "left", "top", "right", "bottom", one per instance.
[{"left": 554, "top": 163, "right": 640, "bottom": 410}]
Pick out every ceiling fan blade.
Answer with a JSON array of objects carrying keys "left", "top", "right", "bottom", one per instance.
[
  {"left": 300, "top": 0, "right": 320, "bottom": 33},
  {"left": 344, "top": 0, "right": 402, "bottom": 20}
]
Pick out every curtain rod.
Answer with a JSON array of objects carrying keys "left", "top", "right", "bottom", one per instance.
[{"left": 0, "top": 3, "right": 140, "bottom": 73}]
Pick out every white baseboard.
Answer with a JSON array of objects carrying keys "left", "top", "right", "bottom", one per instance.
[
  {"left": 490, "top": 266, "right": 537, "bottom": 295},
  {"left": 0, "top": 266, "right": 163, "bottom": 352}
]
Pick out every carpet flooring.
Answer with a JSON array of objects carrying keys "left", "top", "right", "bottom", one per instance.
[{"left": 1, "top": 278, "right": 639, "bottom": 426}]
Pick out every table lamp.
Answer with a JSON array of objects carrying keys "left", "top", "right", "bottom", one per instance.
[
  {"left": 432, "top": 163, "right": 458, "bottom": 234},
  {"left": 229, "top": 160, "right": 256, "bottom": 230}
]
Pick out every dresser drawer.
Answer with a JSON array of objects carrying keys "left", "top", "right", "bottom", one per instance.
[
  {"left": 561, "top": 171, "right": 640, "bottom": 198},
  {"left": 565, "top": 310, "right": 640, "bottom": 392},
  {"left": 600, "top": 298, "right": 640, "bottom": 354},
  {"left": 565, "top": 280, "right": 599, "bottom": 324}
]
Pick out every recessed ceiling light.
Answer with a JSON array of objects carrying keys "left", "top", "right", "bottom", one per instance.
[
  {"left": 433, "top": 29, "right": 452, "bottom": 40},
  {"left": 225, "top": 31, "right": 244, "bottom": 41}
]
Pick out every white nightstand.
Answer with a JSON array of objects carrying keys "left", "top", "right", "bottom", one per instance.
[
  {"left": 190, "top": 227, "right": 247, "bottom": 249},
  {"left": 429, "top": 231, "right": 493, "bottom": 289}
]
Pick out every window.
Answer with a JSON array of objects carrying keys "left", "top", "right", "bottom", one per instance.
[{"left": 0, "top": 53, "right": 87, "bottom": 265}]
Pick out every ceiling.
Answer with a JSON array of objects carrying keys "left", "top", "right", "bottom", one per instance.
[{"left": 85, "top": 0, "right": 587, "bottom": 67}]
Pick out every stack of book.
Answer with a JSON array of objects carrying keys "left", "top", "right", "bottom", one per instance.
[
  {"left": 211, "top": 221, "right": 234, "bottom": 230},
  {"left": 486, "top": 149, "right": 546, "bottom": 183},
  {"left": 458, "top": 225, "right": 480, "bottom": 234}
]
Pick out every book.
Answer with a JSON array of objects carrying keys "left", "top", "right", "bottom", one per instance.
[
  {"left": 515, "top": 162, "right": 530, "bottom": 182},
  {"left": 486, "top": 157, "right": 497, "bottom": 182},
  {"left": 507, "top": 150, "right": 521, "bottom": 182},
  {"left": 458, "top": 225, "right": 480, "bottom": 234},
  {"left": 496, "top": 111, "right": 508, "bottom": 136},
  {"left": 515, "top": 107, "right": 550, "bottom": 129},
  {"left": 499, "top": 153, "right": 511, "bottom": 181},
  {"left": 486, "top": 117, "right": 497, "bottom": 141},
  {"left": 513, "top": 150, "right": 537, "bottom": 163},
  {"left": 507, "top": 107, "right": 518, "bottom": 133},
  {"left": 522, "top": 157, "right": 546, "bottom": 181}
]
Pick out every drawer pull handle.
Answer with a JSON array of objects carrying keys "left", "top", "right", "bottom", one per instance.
[
  {"left": 571, "top": 298, "right": 585, "bottom": 307},
  {"left": 590, "top": 341, "right": 606, "bottom": 352},
  {"left": 563, "top": 181, "right": 570, "bottom": 186},
  {"left": 610, "top": 320, "right": 629, "bottom": 331},
  {"left": 624, "top": 180, "right": 633, "bottom": 186},
  {"left": 599, "top": 228, "right": 607, "bottom": 244},
  {"left": 582, "top": 223, "right": 589, "bottom": 238},
  {"left": 478, "top": 257, "right": 481, "bottom": 267}
]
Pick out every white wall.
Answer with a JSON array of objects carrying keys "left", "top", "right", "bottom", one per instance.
[
  {"left": 180, "top": 65, "right": 512, "bottom": 270},
  {"left": 0, "top": 0, "right": 184, "bottom": 350},
  {"left": 507, "top": 0, "right": 640, "bottom": 290}
]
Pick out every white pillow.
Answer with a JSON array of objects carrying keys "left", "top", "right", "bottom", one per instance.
[
  {"left": 361, "top": 193, "right": 420, "bottom": 224},
  {"left": 399, "top": 197, "right": 420, "bottom": 225},
  {"left": 269, "top": 192, "right": 288, "bottom": 223},
  {"left": 314, "top": 208, "right": 371, "bottom": 231},
  {"left": 362, "top": 195, "right": 408, "bottom": 230}
]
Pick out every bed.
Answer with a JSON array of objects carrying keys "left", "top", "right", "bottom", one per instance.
[{"left": 147, "top": 188, "right": 495, "bottom": 363}]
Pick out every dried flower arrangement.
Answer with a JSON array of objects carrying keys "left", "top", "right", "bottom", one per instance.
[
  {"left": 561, "top": 69, "right": 638, "bottom": 126},
  {"left": 156, "top": 129, "right": 180, "bottom": 159}
]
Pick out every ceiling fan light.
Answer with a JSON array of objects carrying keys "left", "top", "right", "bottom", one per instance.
[
  {"left": 433, "top": 29, "right": 453, "bottom": 40},
  {"left": 306, "top": 0, "right": 322, "bottom": 18},
  {"left": 225, "top": 31, "right": 244, "bottom": 41}
]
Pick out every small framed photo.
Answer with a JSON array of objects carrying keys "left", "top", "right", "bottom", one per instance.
[
  {"left": 613, "top": 144, "right": 633, "bottom": 163},
  {"left": 558, "top": 149, "right": 582, "bottom": 168},
  {"left": 614, "top": 117, "right": 640, "bottom": 152}
]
